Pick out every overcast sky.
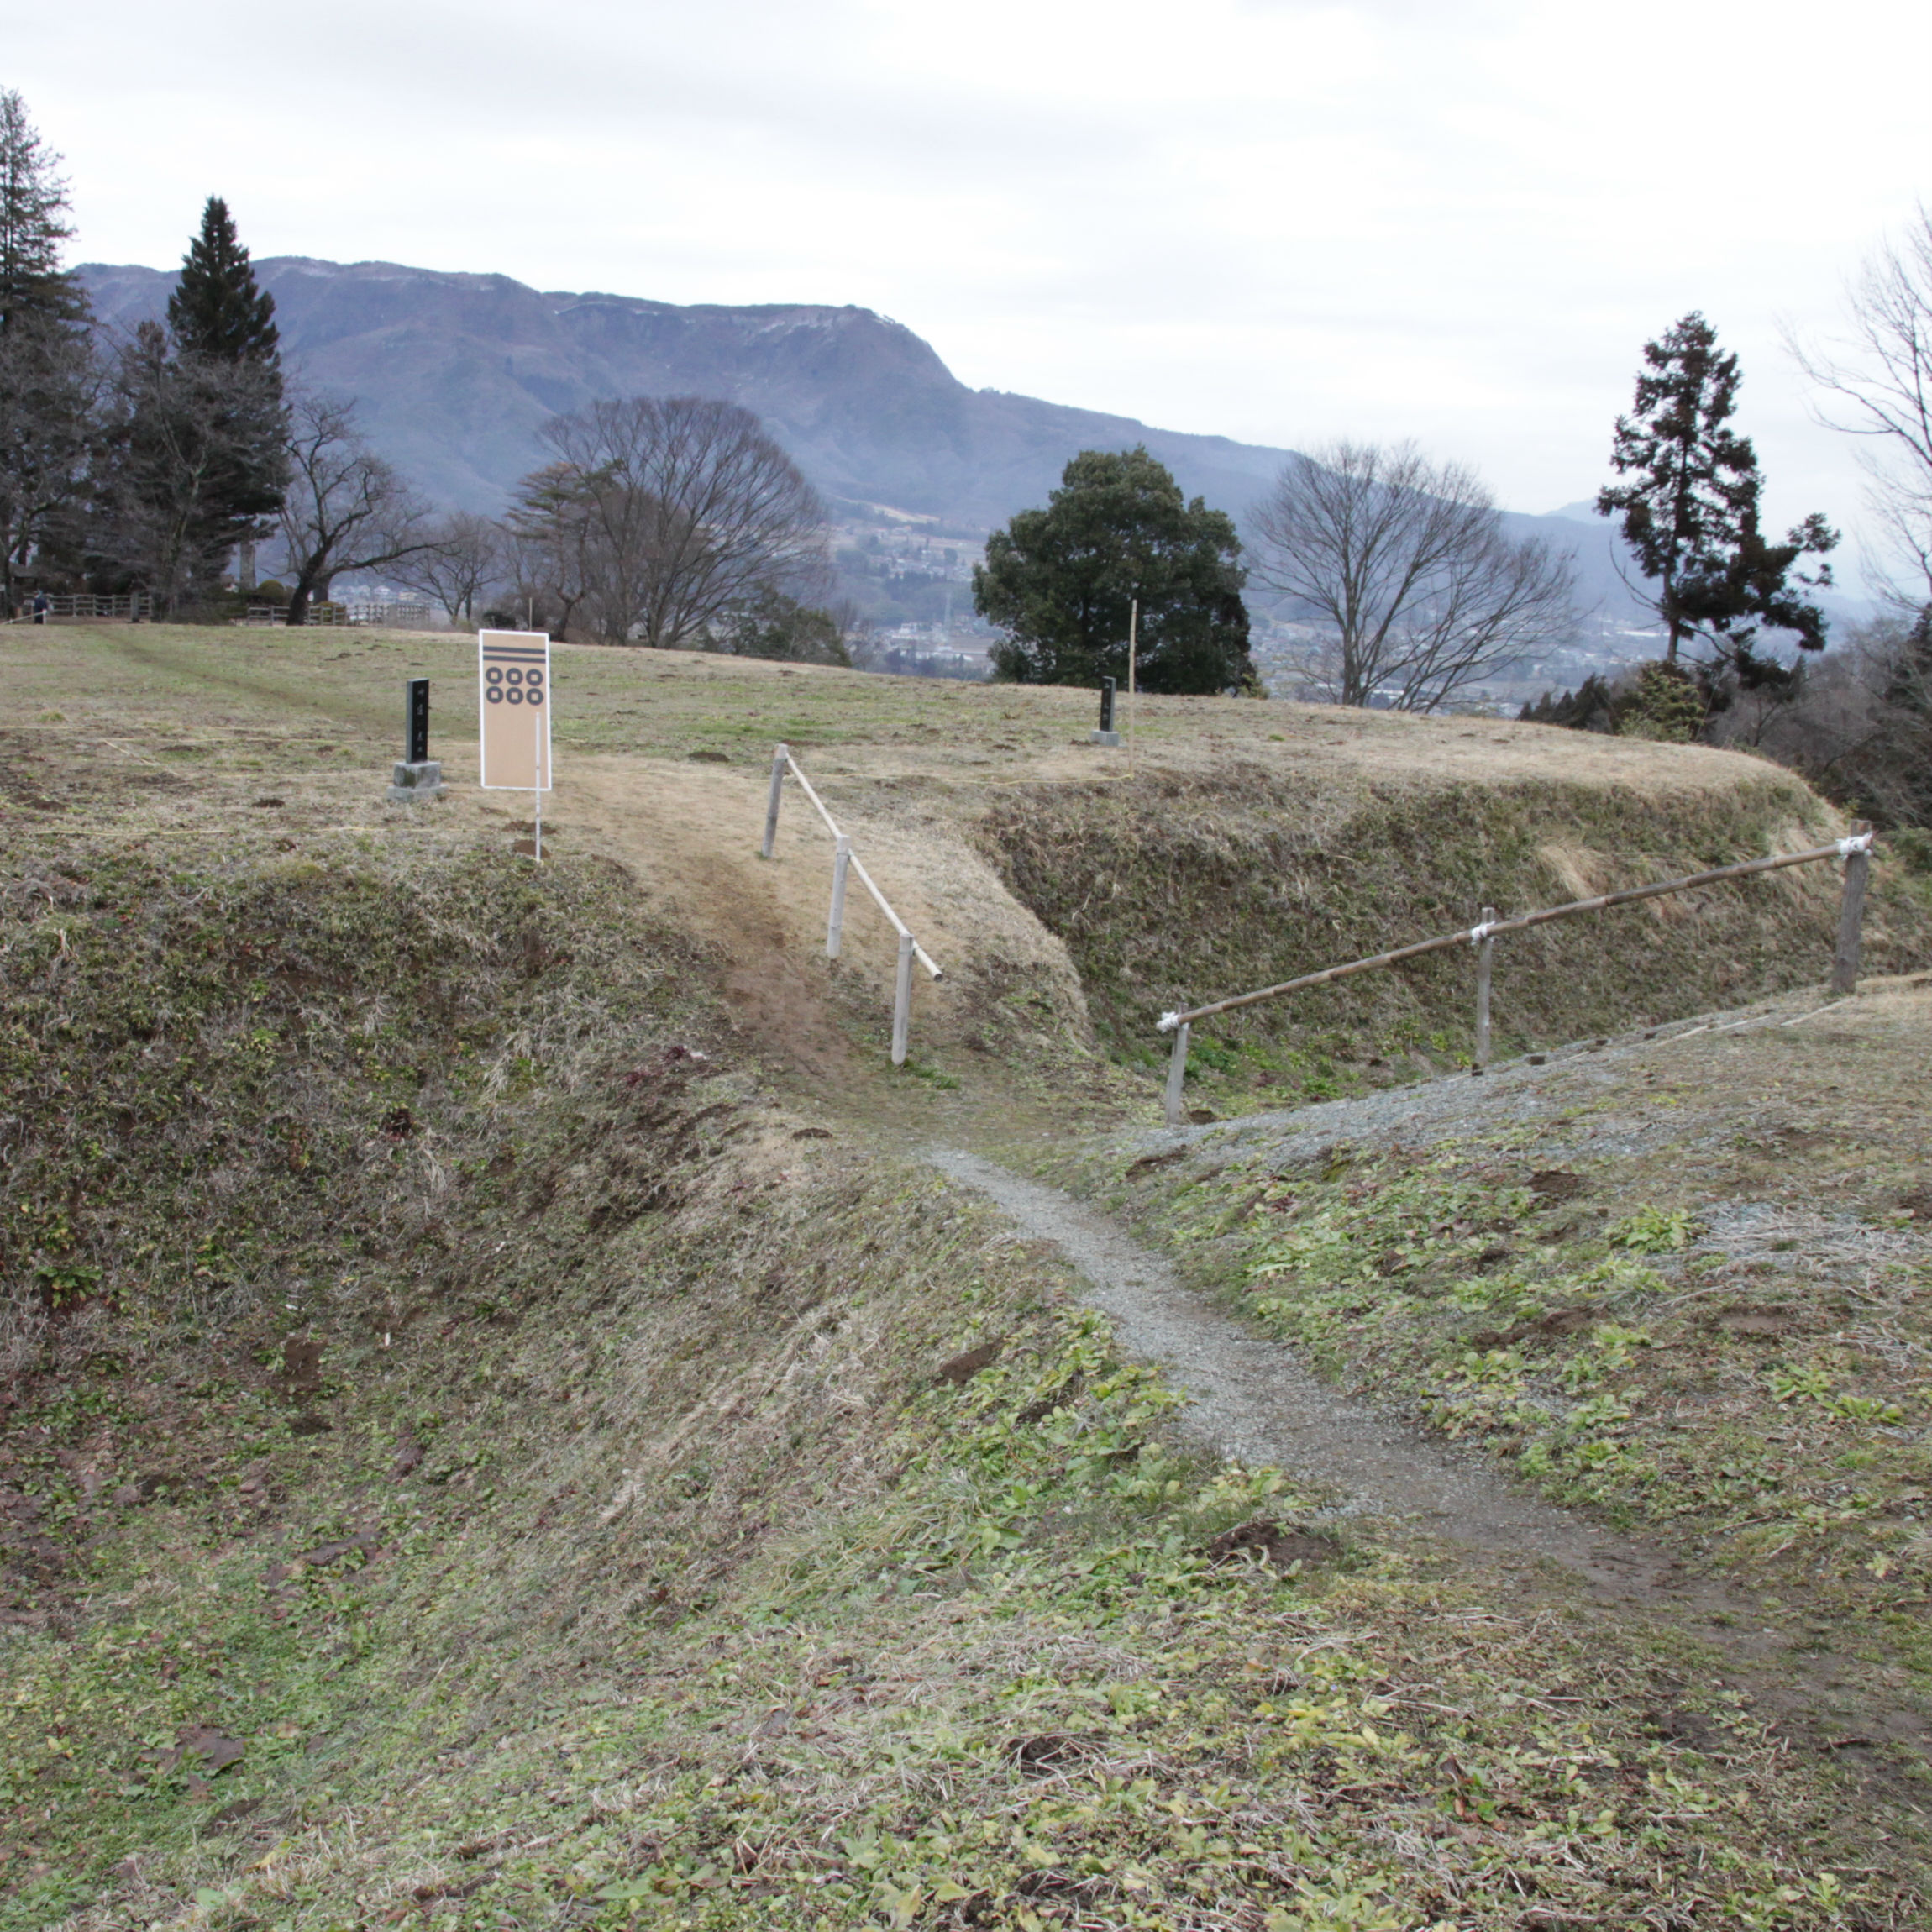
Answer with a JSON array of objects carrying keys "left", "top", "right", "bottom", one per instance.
[{"left": 11, "top": 0, "right": 1928, "bottom": 574}]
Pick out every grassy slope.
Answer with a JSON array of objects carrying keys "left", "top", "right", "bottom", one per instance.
[
  {"left": 977, "top": 771, "right": 1930, "bottom": 1110},
  {"left": 1, "top": 831, "right": 1904, "bottom": 1931},
  {"left": 14, "top": 619, "right": 1926, "bottom": 1124},
  {"left": 2, "top": 626, "right": 1928, "bottom": 1924}
]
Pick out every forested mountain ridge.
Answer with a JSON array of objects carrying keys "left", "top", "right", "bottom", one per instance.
[
  {"left": 80, "top": 256, "right": 1296, "bottom": 527},
  {"left": 81, "top": 254, "right": 1655, "bottom": 622}
]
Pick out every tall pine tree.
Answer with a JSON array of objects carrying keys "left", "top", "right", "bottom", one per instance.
[
  {"left": 155, "top": 196, "right": 286, "bottom": 594},
  {"left": 1598, "top": 312, "right": 1836, "bottom": 672},
  {"left": 0, "top": 89, "right": 94, "bottom": 614},
  {"left": 0, "top": 88, "right": 89, "bottom": 333},
  {"left": 167, "top": 197, "right": 279, "bottom": 365}
]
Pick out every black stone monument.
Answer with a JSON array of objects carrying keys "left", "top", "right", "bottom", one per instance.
[
  {"left": 1091, "top": 675, "right": 1121, "bottom": 747},
  {"left": 388, "top": 677, "right": 444, "bottom": 802},
  {"left": 407, "top": 677, "right": 430, "bottom": 764}
]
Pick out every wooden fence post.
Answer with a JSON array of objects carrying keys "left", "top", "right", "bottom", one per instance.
[
  {"left": 827, "top": 833, "right": 851, "bottom": 959},
  {"left": 1473, "top": 904, "right": 1495, "bottom": 1073},
  {"left": 1163, "top": 1021, "right": 1190, "bottom": 1126},
  {"left": 890, "top": 931, "right": 915, "bottom": 1066},
  {"left": 1831, "top": 821, "right": 1873, "bottom": 996},
  {"left": 760, "top": 743, "right": 788, "bottom": 859}
]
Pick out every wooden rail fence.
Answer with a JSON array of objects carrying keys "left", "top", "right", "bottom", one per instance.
[
  {"left": 9, "top": 593, "right": 154, "bottom": 622},
  {"left": 760, "top": 743, "right": 943, "bottom": 1065},
  {"left": 1156, "top": 825, "right": 1877, "bottom": 1126}
]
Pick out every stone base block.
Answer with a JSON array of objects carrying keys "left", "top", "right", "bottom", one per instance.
[
  {"left": 1089, "top": 730, "right": 1122, "bottom": 747},
  {"left": 387, "top": 759, "right": 444, "bottom": 803}
]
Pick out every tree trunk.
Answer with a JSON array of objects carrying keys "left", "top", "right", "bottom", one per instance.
[{"left": 284, "top": 564, "right": 327, "bottom": 627}]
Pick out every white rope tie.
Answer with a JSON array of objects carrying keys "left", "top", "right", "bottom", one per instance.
[
  {"left": 1157, "top": 1011, "right": 1182, "bottom": 1034},
  {"left": 1467, "top": 921, "right": 1496, "bottom": 946},
  {"left": 1836, "top": 832, "right": 1874, "bottom": 858}
]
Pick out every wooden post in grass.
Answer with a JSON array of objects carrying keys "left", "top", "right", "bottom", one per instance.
[
  {"left": 761, "top": 743, "right": 789, "bottom": 858},
  {"left": 891, "top": 931, "right": 915, "bottom": 1066},
  {"left": 1163, "top": 1020, "right": 1190, "bottom": 1126},
  {"left": 827, "top": 833, "right": 851, "bottom": 958},
  {"left": 532, "top": 704, "right": 543, "bottom": 863},
  {"left": 1473, "top": 904, "right": 1495, "bottom": 1073},
  {"left": 1832, "top": 821, "right": 1873, "bottom": 996},
  {"left": 1127, "top": 598, "right": 1138, "bottom": 776}
]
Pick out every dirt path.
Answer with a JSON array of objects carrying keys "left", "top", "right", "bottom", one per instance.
[{"left": 925, "top": 1142, "right": 1932, "bottom": 1797}]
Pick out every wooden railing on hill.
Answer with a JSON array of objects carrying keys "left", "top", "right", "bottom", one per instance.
[
  {"left": 1154, "top": 825, "right": 1877, "bottom": 1126},
  {"left": 759, "top": 743, "right": 944, "bottom": 1066}
]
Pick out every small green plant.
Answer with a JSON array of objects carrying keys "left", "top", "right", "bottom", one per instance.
[
  {"left": 1617, "top": 661, "right": 1707, "bottom": 743},
  {"left": 1609, "top": 1205, "right": 1696, "bottom": 1253}
]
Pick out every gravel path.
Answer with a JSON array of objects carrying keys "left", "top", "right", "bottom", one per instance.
[
  {"left": 925, "top": 1143, "right": 1677, "bottom": 1598},
  {"left": 927, "top": 995, "right": 1932, "bottom": 1775},
  {"left": 927, "top": 1130, "right": 1932, "bottom": 1786},
  {"left": 1132, "top": 990, "right": 1847, "bottom": 1171}
]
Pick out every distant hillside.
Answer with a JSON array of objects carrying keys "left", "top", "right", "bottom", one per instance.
[{"left": 81, "top": 255, "right": 1647, "bottom": 617}]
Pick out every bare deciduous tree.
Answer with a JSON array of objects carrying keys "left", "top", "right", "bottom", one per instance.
[
  {"left": 0, "top": 314, "right": 94, "bottom": 611},
  {"left": 1250, "top": 439, "right": 1576, "bottom": 711},
  {"left": 1789, "top": 205, "right": 1932, "bottom": 612},
  {"left": 510, "top": 395, "right": 827, "bottom": 647},
  {"left": 386, "top": 510, "right": 505, "bottom": 624},
  {"left": 1708, "top": 611, "right": 1932, "bottom": 828},
  {"left": 274, "top": 394, "right": 432, "bottom": 626}
]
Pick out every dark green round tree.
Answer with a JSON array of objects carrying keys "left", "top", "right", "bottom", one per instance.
[
  {"left": 973, "top": 446, "right": 1251, "bottom": 693},
  {"left": 167, "top": 196, "right": 280, "bottom": 367}
]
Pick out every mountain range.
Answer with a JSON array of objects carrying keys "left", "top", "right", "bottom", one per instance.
[{"left": 81, "top": 255, "right": 1648, "bottom": 619}]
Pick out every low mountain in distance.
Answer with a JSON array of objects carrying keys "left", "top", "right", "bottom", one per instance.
[
  {"left": 81, "top": 257, "right": 1295, "bottom": 528},
  {"left": 82, "top": 255, "right": 1649, "bottom": 618}
]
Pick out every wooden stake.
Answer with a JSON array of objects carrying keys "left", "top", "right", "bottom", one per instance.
[
  {"left": 890, "top": 930, "right": 915, "bottom": 1066},
  {"left": 761, "top": 743, "right": 789, "bottom": 858},
  {"left": 1472, "top": 904, "right": 1496, "bottom": 1073},
  {"left": 532, "top": 702, "right": 543, "bottom": 863},
  {"left": 827, "top": 833, "right": 851, "bottom": 959},
  {"left": 1127, "top": 597, "right": 1138, "bottom": 777},
  {"left": 1831, "top": 821, "right": 1872, "bottom": 996},
  {"left": 1163, "top": 1019, "right": 1190, "bottom": 1126}
]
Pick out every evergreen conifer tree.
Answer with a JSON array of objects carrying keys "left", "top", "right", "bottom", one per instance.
[
  {"left": 167, "top": 197, "right": 279, "bottom": 366},
  {"left": 144, "top": 196, "right": 286, "bottom": 595},
  {"left": 974, "top": 447, "right": 1251, "bottom": 692},
  {"left": 1598, "top": 312, "right": 1836, "bottom": 672},
  {"left": 0, "top": 89, "right": 94, "bottom": 614},
  {"left": 0, "top": 88, "right": 89, "bottom": 333}
]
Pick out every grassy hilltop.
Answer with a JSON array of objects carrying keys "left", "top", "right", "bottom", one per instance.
[{"left": 3, "top": 623, "right": 1930, "bottom": 1928}]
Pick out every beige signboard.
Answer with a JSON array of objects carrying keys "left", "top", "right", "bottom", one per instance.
[{"left": 477, "top": 631, "right": 551, "bottom": 790}]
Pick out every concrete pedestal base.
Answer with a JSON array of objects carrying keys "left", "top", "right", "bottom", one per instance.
[
  {"left": 387, "top": 759, "right": 444, "bottom": 802},
  {"left": 1089, "top": 730, "right": 1122, "bottom": 748}
]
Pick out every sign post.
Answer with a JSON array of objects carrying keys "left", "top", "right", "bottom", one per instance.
[{"left": 478, "top": 630, "right": 552, "bottom": 857}]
